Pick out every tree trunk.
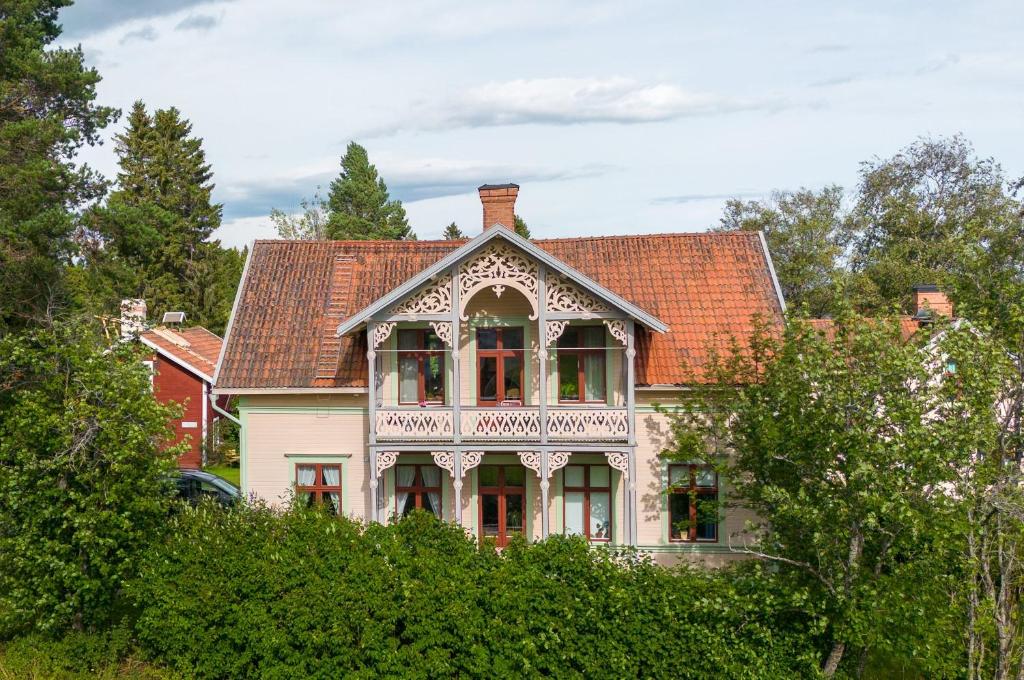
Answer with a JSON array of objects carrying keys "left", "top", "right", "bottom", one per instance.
[{"left": 823, "top": 642, "right": 846, "bottom": 677}]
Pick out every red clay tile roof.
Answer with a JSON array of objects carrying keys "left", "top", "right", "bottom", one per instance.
[
  {"left": 216, "top": 232, "right": 785, "bottom": 389},
  {"left": 141, "top": 327, "right": 222, "bottom": 380}
]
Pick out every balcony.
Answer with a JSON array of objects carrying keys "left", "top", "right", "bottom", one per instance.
[{"left": 374, "top": 407, "right": 629, "bottom": 442}]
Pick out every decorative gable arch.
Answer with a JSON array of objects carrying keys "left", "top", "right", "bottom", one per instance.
[{"left": 458, "top": 242, "right": 539, "bottom": 321}]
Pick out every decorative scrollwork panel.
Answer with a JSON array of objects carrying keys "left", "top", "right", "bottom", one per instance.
[
  {"left": 545, "top": 273, "right": 609, "bottom": 316},
  {"left": 459, "top": 244, "right": 539, "bottom": 320},
  {"left": 390, "top": 274, "right": 452, "bottom": 317}
]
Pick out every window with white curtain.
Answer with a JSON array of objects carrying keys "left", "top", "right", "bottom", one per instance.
[
  {"left": 294, "top": 463, "right": 342, "bottom": 515},
  {"left": 395, "top": 464, "right": 442, "bottom": 518},
  {"left": 563, "top": 464, "right": 611, "bottom": 542}
]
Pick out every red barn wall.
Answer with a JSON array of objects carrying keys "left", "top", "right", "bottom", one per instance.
[{"left": 152, "top": 355, "right": 209, "bottom": 469}]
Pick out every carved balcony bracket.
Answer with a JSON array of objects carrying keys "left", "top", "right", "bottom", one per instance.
[
  {"left": 431, "top": 451, "right": 455, "bottom": 479},
  {"left": 545, "top": 273, "right": 610, "bottom": 317},
  {"left": 459, "top": 244, "right": 539, "bottom": 321},
  {"left": 375, "top": 450, "right": 400, "bottom": 479},
  {"left": 603, "top": 319, "right": 628, "bottom": 346},
  {"left": 371, "top": 322, "right": 397, "bottom": 350},
  {"left": 390, "top": 274, "right": 453, "bottom": 318},
  {"left": 548, "top": 451, "right": 572, "bottom": 474},
  {"left": 604, "top": 451, "right": 630, "bottom": 481},
  {"left": 517, "top": 451, "right": 542, "bottom": 478},
  {"left": 461, "top": 451, "right": 484, "bottom": 478},
  {"left": 545, "top": 320, "right": 569, "bottom": 346},
  {"left": 429, "top": 321, "right": 453, "bottom": 347}
]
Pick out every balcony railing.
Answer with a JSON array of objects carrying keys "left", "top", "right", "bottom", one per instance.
[{"left": 374, "top": 407, "right": 629, "bottom": 442}]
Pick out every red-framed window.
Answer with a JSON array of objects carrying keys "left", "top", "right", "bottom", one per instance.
[
  {"left": 478, "top": 465, "right": 526, "bottom": 547},
  {"left": 556, "top": 326, "right": 606, "bottom": 403},
  {"left": 668, "top": 464, "right": 718, "bottom": 542},
  {"left": 395, "top": 464, "right": 442, "bottom": 518},
  {"left": 398, "top": 329, "right": 445, "bottom": 405},
  {"left": 295, "top": 463, "right": 342, "bottom": 515},
  {"left": 563, "top": 464, "right": 611, "bottom": 542},
  {"left": 477, "top": 327, "right": 524, "bottom": 406}
]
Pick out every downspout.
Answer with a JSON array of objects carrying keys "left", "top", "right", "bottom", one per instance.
[{"left": 209, "top": 392, "right": 241, "bottom": 426}]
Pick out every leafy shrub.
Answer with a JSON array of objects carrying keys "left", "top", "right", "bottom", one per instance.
[
  {"left": 129, "top": 504, "right": 823, "bottom": 678},
  {"left": 0, "top": 629, "right": 176, "bottom": 679}
]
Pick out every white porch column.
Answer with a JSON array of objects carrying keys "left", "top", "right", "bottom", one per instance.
[
  {"left": 625, "top": 320, "right": 638, "bottom": 546},
  {"left": 538, "top": 264, "right": 548, "bottom": 445},
  {"left": 605, "top": 450, "right": 632, "bottom": 545},
  {"left": 433, "top": 449, "right": 482, "bottom": 527}
]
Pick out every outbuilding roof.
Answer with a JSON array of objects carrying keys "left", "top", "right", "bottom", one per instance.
[
  {"left": 140, "top": 326, "right": 223, "bottom": 381},
  {"left": 215, "top": 231, "right": 785, "bottom": 390}
]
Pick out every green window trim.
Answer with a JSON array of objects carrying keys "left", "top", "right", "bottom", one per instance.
[
  {"left": 659, "top": 459, "right": 727, "bottom": 546},
  {"left": 287, "top": 454, "right": 354, "bottom": 517}
]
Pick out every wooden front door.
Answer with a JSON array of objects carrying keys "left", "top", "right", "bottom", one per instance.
[{"left": 478, "top": 465, "right": 526, "bottom": 547}]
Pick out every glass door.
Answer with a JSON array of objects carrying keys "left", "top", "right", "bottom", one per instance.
[
  {"left": 478, "top": 465, "right": 526, "bottom": 546},
  {"left": 476, "top": 328, "right": 524, "bottom": 406}
]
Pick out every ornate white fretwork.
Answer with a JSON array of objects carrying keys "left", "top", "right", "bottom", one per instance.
[
  {"left": 389, "top": 274, "right": 452, "bottom": 317},
  {"left": 548, "top": 451, "right": 571, "bottom": 474},
  {"left": 371, "top": 322, "right": 396, "bottom": 349},
  {"left": 545, "top": 320, "right": 569, "bottom": 346},
  {"left": 604, "top": 319, "right": 628, "bottom": 346},
  {"left": 375, "top": 410, "right": 454, "bottom": 439},
  {"left": 375, "top": 450, "right": 400, "bottom": 479},
  {"left": 429, "top": 321, "right": 453, "bottom": 347},
  {"left": 517, "top": 451, "right": 542, "bottom": 477},
  {"left": 546, "top": 408, "right": 629, "bottom": 440},
  {"left": 459, "top": 244, "right": 539, "bottom": 320},
  {"left": 430, "top": 450, "right": 455, "bottom": 478},
  {"left": 461, "top": 408, "right": 542, "bottom": 440},
  {"left": 461, "top": 451, "right": 484, "bottom": 478},
  {"left": 545, "top": 273, "right": 610, "bottom": 316},
  {"left": 604, "top": 451, "right": 630, "bottom": 480}
]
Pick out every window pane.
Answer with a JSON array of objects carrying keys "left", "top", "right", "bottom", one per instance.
[
  {"left": 477, "top": 328, "right": 498, "bottom": 350},
  {"left": 503, "top": 355, "right": 522, "bottom": 400},
  {"left": 502, "top": 328, "right": 524, "bottom": 349},
  {"left": 590, "top": 465, "right": 610, "bottom": 487},
  {"left": 558, "top": 354, "right": 580, "bottom": 400},
  {"left": 425, "top": 331, "right": 444, "bottom": 351},
  {"left": 565, "top": 491, "right": 585, "bottom": 535},
  {"left": 300, "top": 491, "right": 316, "bottom": 509},
  {"left": 399, "top": 356, "right": 419, "bottom": 403},
  {"left": 696, "top": 467, "right": 716, "bottom": 487},
  {"left": 478, "top": 466, "right": 498, "bottom": 487},
  {"left": 557, "top": 328, "right": 579, "bottom": 349},
  {"left": 583, "top": 353, "right": 605, "bottom": 401},
  {"left": 481, "top": 494, "right": 499, "bottom": 537},
  {"left": 590, "top": 491, "right": 611, "bottom": 540},
  {"left": 401, "top": 493, "right": 417, "bottom": 517},
  {"left": 321, "top": 465, "right": 341, "bottom": 487},
  {"left": 564, "top": 465, "right": 585, "bottom": 487},
  {"left": 297, "top": 465, "right": 316, "bottom": 486},
  {"left": 505, "top": 494, "right": 524, "bottom": 535},
  {"left": 504, "top": 466, "right": 525, "bottom": 486},
  {"left": 582, "top": 326, "right": 604, "bottom": 348},
  {"left": 398, "top": 330, "right": 420, "bottom": 350},
  {"left": 696, "top": 493, "right": 717, "bottom": 540},
  {"left": 424, "top": 355, "right": 444, "bottom": 402},
  {"left": 669, "top": 466, "right": 689, "bottom": 486},
  {"left": 323, "top": 493, "right": 339, "bottom": 515},
  {"left": 479, "top": 357, "right": 498, "bottom": 401},
  {"left": 669, "top": 493, "right": 690, "bottom": 540}
]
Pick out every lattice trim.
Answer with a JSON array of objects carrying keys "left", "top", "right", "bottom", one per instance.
[
  {"left": 459, "top": 243, "right": 539, "bottom": 320},
  {"left": 390, "top": 274, "right": 452, "bottom": 317},
  {"left": 371, "top": 322, "right": 396, "bottom": 349},
  {"left": 604, "top": 319, "right": 628, "bottom": 346},
  {"left": 375, "top": 410, "right": 454, "bottom": 439},
  {"left": 545, "top": 320, "right": 569, "bottom": 346},
  {"left": 545, "top": 273, "right": 610, "bottom": 316},
  {"left": 429, "top": 321, "right": 453, "bottom": 347}
]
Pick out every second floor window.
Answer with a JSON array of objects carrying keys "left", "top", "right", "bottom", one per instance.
[
  {"left": 477, "top": 327, "right": 524, "bottom": 406},
  {"left": 398, "top": 329, "right": 445, "bottom": 405},
  {"left": 557, "top": 326, "right": 606, "bottom": 403}
]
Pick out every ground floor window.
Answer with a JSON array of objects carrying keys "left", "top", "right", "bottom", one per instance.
[
  {"left": 668, "top": 464, "right": 718, "bottom": 542},
  {"left": 395, "top": 464, "right": 442, "bottom": 518},
  {"left": 479, "top": 465, "right": 525, "bottom": 547},
  {"left": 295, "top": 463, "right": 342, "bottom": 514},
  {"left": 563, "top": 464, "right": 611, "bottom": 541}
]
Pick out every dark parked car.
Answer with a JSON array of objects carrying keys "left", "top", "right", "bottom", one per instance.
[{"left": 174, "top": 469, "right": 240, "bottom": 506}]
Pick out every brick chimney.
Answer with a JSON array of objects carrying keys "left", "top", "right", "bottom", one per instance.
[
  {"left": 120, "top": 298, "right": 147, "bottom": 339},
  {"left": 912, "top": 285, "right": 953, "bottom": 319},
  {"left": 478, "top": 183, "right": 519, "bottom": 231}
]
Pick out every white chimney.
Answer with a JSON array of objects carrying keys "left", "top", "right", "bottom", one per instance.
[{"left": 120, "top": 299, "right": 147, "bottom": 339}]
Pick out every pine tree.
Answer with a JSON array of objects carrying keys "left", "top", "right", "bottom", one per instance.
[
  {"left": 513, "top": 215, "right": 531, "bottom": 239},
  {"left": 442, "top": 222, "right": 466, "bottom": 240},
  {"left": 0, "top": 0, "right": 117, "bottom": 331},
  {"left": 326, "top": 142, "right": 415, "bottom": 240}
]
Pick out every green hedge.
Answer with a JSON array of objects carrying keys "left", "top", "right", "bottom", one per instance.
[{"left": 128, "top": 504, "right": 823, "bottom": 678}]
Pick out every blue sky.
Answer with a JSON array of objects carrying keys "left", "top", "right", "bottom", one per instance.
[{"left": 60, "top": 0, "right": 1024, "bottom": 247}]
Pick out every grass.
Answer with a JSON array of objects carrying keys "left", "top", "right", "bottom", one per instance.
[
  {"left": 204, "top": 464, "right": 240, "bottom": 487},
  {"left": 0, "top": 636, "right": 176, "bottom": 680}
]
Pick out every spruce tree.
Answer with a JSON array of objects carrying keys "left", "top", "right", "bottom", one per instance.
[
  {"left": 513, "top": 215, "right": 531, "bottom": 238},
  {"left": 442, "top": 222, "right": 466, "bottom": 239},
  {"left": 0, "top": 0, "right": 117, "bottom": 331},
  {"left": 326, "top": 142, "right": 415, "bottom": 240}
]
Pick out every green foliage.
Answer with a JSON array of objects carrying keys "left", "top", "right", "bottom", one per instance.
[
  {"left": 270, "top": 189, "right": 330, "bottom": 240},
  {"left": 659, "top": 310, "right": 999, "bottom": 676},
  {"left": 0, "top": 0, "right": 118, "bottom": 331},
  {"left": 0, "top": 321, "right": 181, "bottom": 636},
  {"left": 0, "top": 630, "right": 176, "bottom": 679},
  {"left": 718, "top": 186, "right": 845, "bottom": 316},
  {"left": 513, "top": 214, "right": 531, "bottom": 238},
  {"left": 442, "top": 221, "right": 466, "bottom": 239},
  {"left": 129, "top": 506, "right": 822, "bottom": 678},
  {"left": 326, "top": 142, "right": 415, "bottom": 240}
]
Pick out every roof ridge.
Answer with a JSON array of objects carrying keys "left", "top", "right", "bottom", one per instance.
[{"left": 252, "top": 231, "right": 756, "bottom": 247}]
